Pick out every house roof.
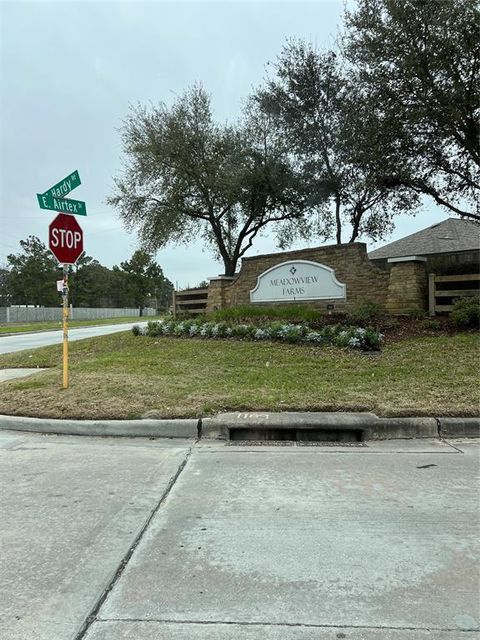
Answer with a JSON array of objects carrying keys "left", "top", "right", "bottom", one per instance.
[{"left": 368, "top": 219, "right": 480, "bottom": 260}]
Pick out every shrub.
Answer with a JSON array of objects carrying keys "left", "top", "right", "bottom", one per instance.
[
  {"left": 131, "top": 325, "right": 141, "bottom": 336},
  {"left": 146, "top": 321, "right": 163, "bottom": 337},
  {"left": 450, "top": 296, "right": 480, "bottom": 329},
  {"left": 280, "top": 324, "right": 303, "bottom": 343},
  {"left": 199, "top": 322, "right": 214, "bottom": 338},
  {"left": 173, "top": 321, "right": 186, "bottom": 336},
  {"left": 333, "top": 326, "right": 383, "bottom": 351},
  {"left": 407, "top": 309, "right": 428, "bottom": 320},
  {"left": 189, "top": 323, "right": 200, "bottom": 337},
  {"left": 305, "top": 330, "right": 327, "bottom": 344},
  {"left": 420, "top": 318, "right": 442, "bottom": 331},
  {"left": 319, "top": 323, "right": 343, "bottom": 339},
  {"left": 161, "top": 320, "right": 176, "bottom": 335},
  {"left": 347, "top": 301, "right": 385, "bottom": 325},
  {"left": 254, "top": 327, "right": 271, "bottom": 340}
]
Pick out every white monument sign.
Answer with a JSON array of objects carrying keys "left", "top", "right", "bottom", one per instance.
[{"left": 250, "top": 260, "right": 346, "bottom": 303}]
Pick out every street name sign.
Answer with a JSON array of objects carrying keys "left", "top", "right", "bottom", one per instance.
[
  {"left": 49, "top": 213, "right": 84, "bottom": 264},
  {"left": 44, "top": 170, "right": 81, "bottom": 199},
  {"left": 37, "top": 169, "right": 86, "bottom": 216},
  {"left": 37, "top": 193, "right": 87, "bottom": 216}
]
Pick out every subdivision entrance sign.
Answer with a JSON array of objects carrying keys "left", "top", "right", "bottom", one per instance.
[{"left": 250, "top": 260, "right": 346, "bottom": 303}]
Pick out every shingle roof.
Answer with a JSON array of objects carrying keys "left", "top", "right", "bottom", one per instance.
[{"left": 368, "top": 219, "right": 480, "bottom": 260}]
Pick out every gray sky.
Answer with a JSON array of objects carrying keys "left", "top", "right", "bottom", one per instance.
[{"left": 0, "top": 0, "right": 447, "bottom": 288}]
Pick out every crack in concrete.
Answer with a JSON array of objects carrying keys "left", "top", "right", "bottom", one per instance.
[
  {"left": 93, "top": 618, "right": 473, "bottom": 632},
  {"left": 442, "top": 439, "right": 466, "bottom": 453},
  {"left": 72, "top": 447, "right": 193, "bottom": 640}
]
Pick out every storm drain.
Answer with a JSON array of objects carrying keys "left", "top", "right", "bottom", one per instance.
[{"left": 228, "top": 427, "right": 364, "bottom": 445}]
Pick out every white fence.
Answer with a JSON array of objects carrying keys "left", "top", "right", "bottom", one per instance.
[{"left": 0, "top": 307, "right": 157, "bottom": 323}]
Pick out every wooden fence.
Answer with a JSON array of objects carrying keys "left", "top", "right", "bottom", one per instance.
[
  {"left": 172, "top": 287, "right": 209, "bottom": 317},
  {"left": 428, "top": 273, "right": 479, "bottom": 315}
]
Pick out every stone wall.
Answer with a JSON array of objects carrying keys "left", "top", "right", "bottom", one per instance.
[
  {"left": 206, "top": 277, "right": 235, "bottom": 312},
  {"left": 386, "top": 260, "right": 428, "bottom": 315},
  {"left": 206, "top": 243, "right": 392, "bottom": 313}
]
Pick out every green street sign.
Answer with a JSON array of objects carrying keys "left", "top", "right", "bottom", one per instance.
[
  {"left": 37, "top": 170, "right": 86, "bottom": 216},
  {"left": 44, "top": 170, "right": 81, "bottom": 199},
  {"left": 37, "top": 193, "right": 87, "bottom": 216}
]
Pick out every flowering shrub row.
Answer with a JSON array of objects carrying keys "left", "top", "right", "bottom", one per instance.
[{"left": 133, "top": 319, "right": 383, "bottom": 351}]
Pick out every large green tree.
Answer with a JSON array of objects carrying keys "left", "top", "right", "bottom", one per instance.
[
  {"left": 69, "top": 256, "right": 120, "bottom": 308},
  {"left": 108, "top": 85, "right": 311, "bottom": 276},
  {"left": 256, "top": 40, "right": 419, "bottom": 246},
  {"left": 118, "top": 250, "right": 173, "bottom": 314},
  {"left": 6, "top": 236, "right": 59, "bottom": 306},
  {"left": 344, "top": 0, "right": 480, "bottom": 220}
]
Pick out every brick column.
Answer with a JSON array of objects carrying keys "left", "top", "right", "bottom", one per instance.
[
  {"left": 386, "top": 257, "right": 428, "bottom": 315},
  {"left": 206, "top": 277, "right": 234, "bottom": 313}
]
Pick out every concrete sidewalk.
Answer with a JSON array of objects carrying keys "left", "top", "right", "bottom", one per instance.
[
  {"left": 1, "top": 431, "right": 478, "bottom": 640},
  {"left": 93, "top": 440, "right": 480, "bottom": 638}
]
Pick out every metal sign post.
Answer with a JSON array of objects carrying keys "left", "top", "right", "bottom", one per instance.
[
  {"left": 37, "top": 170, "right": 86, "bottom": 390},
  {"left": 62, "top": 265, "right": 69, "bottom": 389}
]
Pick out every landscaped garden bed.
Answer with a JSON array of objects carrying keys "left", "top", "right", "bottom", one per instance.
[{"left": 135, "top": 319, "right": 383, "bottom": 351}]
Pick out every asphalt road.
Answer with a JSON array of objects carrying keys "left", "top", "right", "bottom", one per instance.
[
  {"left": 0, "top": 431, "right": 478, "bottom": 640},
  {"left": 0, "top": 322, "right": 148, "bottom": 355}
]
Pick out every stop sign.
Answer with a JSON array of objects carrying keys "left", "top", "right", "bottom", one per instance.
[{"left": 49, "top": 213, "right": 84, "bottom": 264}]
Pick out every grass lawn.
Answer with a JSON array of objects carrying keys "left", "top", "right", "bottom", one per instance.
[
  {"left": 0, "top": 331, "right": 478, "bottom": 419},
  {"left": 0, "top": 316, "right": 163, "bottom": 335}
]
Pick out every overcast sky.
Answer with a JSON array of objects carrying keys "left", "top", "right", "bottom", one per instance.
[{"left": 0, "top": 0, "right": 447, "bottom": 288}]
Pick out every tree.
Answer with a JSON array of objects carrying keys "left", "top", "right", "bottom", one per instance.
[
  {"left": 118, "top": 250, "right": 173, "bottom": 314},
  {"left": 0, "top": 265, "right": 10, "bottom": 306},
  {"left": 69, "top": 256, "right": 120, "bottom": 308},
  {"left": 343, "top": 0, "right": 480, "bottom": 220},
  {"left": 6, "top": 236, "right": 59, "bottom": 306},
  {"left": 108, "top": 85, "right": 310, "bottom": 276},
  {"left": 255, "top": 40, "right": 419, "bottom": 246}
]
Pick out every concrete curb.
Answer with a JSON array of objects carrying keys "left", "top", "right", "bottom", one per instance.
[
  {"left": 437, "top": 417, "right": 480, "bottom": 439},
  {"left": 0, "top": 412, "right": 478, "bottom": 440},
  {"left": 0, "top": 415, "right": 199, "bottom": 438},
  {"left": 202, "top": 412, "right": 374, "bottom": 440},
  {"left": 202, "top": 412, "right": 478, "bottom": 441}
]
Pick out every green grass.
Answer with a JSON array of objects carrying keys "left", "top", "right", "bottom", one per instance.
[
  {"left": 0, "top": 315, "right": 164, "bottom": 335},
  {"left": 0, "top": 330, "right": 478, "bottom": 419},
  {"left": 207, "top": 304, "right": 323, "bottom": 323}
]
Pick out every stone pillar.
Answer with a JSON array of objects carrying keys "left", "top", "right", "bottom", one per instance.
[
  {"left": 206, "top": 276, "right": 234, "bottom": 313},
  {"left": 386, "top": 257, "right": 428, "bottom": 315}
]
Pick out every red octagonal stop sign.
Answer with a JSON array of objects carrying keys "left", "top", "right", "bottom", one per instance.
[{"left": 49, "top": 213, "right": 84, "bottom": 264}]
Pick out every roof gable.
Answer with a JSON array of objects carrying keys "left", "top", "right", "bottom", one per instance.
[{"left": 369, "top": 219, "right": 480, "bottom": 260}]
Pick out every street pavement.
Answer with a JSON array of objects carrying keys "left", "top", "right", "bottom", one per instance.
[
  {"left": 0, "top": 431, "right": 478, "bottom": 640},
  {"left": 0, "top": 321, "right": 149, "bottom": 355}
]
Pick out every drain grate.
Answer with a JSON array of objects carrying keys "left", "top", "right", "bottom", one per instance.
[
  {"left": 228, "top": 426, "right": 364, "bottom": 444},
  {"left": 225, "top": 440, "right": 295, "bottom": 446},
  {"left": 297, "top": 441, "right": 367, "bottom": 447},
  {"left": 225, "top": 440, "right": 366, "bottom": 447}
]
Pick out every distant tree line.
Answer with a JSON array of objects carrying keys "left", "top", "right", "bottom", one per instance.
[
  {"left": 109, "top": 0, "right": 479, "bottom": 277},
  {"left": 0, "top": 235, "right": 174, "bottom": 313}
]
